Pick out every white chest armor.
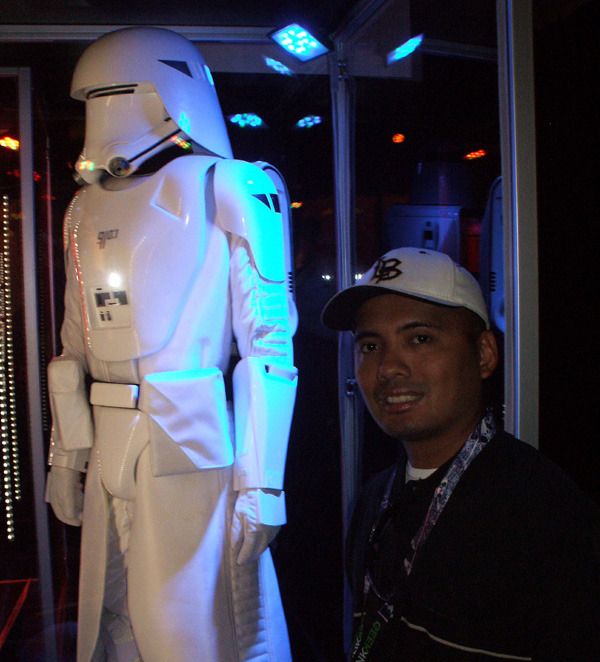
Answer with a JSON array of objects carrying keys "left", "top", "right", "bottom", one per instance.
[{"left": 67, "top": 155, "right": 220, "bottom": 363}]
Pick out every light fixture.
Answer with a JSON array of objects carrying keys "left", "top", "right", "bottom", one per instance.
[
  {"left": 270, "top": 23, "right": 329, "bottom": 62},
  {"left": 0, "top": 136, "right": 19, "bottom": 151},
  {"left": 263, "top": 56, "right": 295, "bottom": 76},
  {"left": 295, "top": 115, "right": 322, "bottom": 129},
  {"left": 464, "top": 148, "right": 487, "bottom": 160},
  {"left": 228, "top": 113, "right": 266, "bottom": 129},
  {"left": 387, "top": 34, "right": 424, "bottom": 65}
]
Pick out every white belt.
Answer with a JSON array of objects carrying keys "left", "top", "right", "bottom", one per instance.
[{"left": 90, "top": 382, "right": 139, "bottom": 409}]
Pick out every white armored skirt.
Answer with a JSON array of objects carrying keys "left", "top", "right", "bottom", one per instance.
[{"left": 78, "top": 447, "right": 291, "bottom": 662}]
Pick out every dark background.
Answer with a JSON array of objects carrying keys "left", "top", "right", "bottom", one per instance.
[{"left": 0, "top": 1, "right": 598, "bottom": 659}]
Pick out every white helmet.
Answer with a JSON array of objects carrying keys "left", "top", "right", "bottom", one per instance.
[{"left": 72, "top": 27, "right": 232, "bottom": 182}]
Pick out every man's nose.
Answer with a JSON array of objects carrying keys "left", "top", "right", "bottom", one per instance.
[{"left": 377, "top": 346, "right": 410, "bottom": 381}]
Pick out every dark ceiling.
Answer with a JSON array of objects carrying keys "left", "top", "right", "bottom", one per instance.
[
  {"left": 2, "top": 0, "right": 355, "bottom": 35},
  {"left": 0, "top": 0, "right": 588, "bottom": 226},
  {"left": 0, "top": 1, "right": 501, "bottom": 210},
  {"left": 1, "top": 0, "right": 496, "bottom": 47}
]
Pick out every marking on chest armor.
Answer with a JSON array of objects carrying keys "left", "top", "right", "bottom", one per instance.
[
  {"left": 97, "top": 229, "right": 119, "bottom": 249},
  {"left": 93, "top": 287, "right": 130, "bottom": 327}
]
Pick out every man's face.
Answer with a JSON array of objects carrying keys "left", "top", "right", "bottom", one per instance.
[{"left": 354, "top": 293, "right": 497, "bottom": 458}]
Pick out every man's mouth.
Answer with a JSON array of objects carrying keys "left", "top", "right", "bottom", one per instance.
[
  {"left": 374, "top": 388, "right": 423, "bottom": 408},
  {"left": 385, "top": 393, "right": 420, "bottom": 405}
]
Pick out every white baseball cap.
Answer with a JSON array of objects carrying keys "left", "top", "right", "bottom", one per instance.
[{"left": 321, "top": 247, "right": 489, "bottom": 330}]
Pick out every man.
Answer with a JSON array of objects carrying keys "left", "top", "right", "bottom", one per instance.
[{"left": 321, "top": 247, "right": 600, "bottom": 660}]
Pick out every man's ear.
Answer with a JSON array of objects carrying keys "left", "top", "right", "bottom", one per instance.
[{"left": 478, "top": 330, "right": 499, "bottom": 379}]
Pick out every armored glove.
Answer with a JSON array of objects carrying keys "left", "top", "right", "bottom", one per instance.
[
  {"left": 46, "top": 465, "right": 84, "bottom": 526},
  {"left": 231, "top": 487, "right": 286, "bottom": 565}
]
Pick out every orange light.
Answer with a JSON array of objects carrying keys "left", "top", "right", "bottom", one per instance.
[
  {"left": 0, "top": 136, "right": 19, "bottom": 151},
  {"left": 392, "top": 133, "right": 406, "bottom": 144},
  {"left": 464, "top": 148, "right": 487, "bottom": 160},
  {"left": 291, "top": 201, "right": 303, "bottom": 209}
]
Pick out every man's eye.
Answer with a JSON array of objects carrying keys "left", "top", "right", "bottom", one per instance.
[
  {"left": 358, "top": 341, "right": 379, "bottom": 354},
  {"left": 412, "top": 334, "right": 431, "bottom": 345}
]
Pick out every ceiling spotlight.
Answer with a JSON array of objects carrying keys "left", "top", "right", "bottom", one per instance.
[
  {"left": 263, "top": 56, "right": 295, "bottom": 76},
  {"left": 295, "top": 115, "right": 322, "bottom": 129},
  {"left": 270, "top": 23, "right": 329, "bottom": 62},
  {"left": 0, "top": 136, "right": 19, "bottom": 151},
  {"left": 387, "top": 34, "right": 424, "bottom": 65},
  {"left": 228, "top": 113, "right": 266, "bottom": 128},
  {"left": 464, "top": 148, "right": 487, "bottom": 160}
]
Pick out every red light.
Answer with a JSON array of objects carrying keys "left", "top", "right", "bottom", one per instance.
[
  {"left": 464, "top": 148, "right": 487, "bottom": 160},
  {"left": 392, "top": 133, "right": 406, "bottom": 144}
]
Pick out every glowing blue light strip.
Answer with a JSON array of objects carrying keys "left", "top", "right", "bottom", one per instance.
[
  {"left": 295, "top": 115, "right": 322, "bottom": 129},
  {"left": 270, "top": 23, "right": 329, "bottom": 62},
  {"left": 263, "top": 56, "right": 295, "bottom": 76},
  {"left": 387, "top": 33, "right": 424, "bottom": 64},
  {"left": 228, "top": 113, "right": 265, "bottom": 128}
]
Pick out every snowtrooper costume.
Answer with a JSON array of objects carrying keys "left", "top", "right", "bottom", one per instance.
[{"left": 45, "top": 27, "right": 297, "bottom": 662}]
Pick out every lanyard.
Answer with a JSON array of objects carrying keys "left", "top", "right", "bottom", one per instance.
[
  {"left": 403, "top": 411, "right": 496, "bottom": 575},
  {"left": 354, "top": 412, "right": 497, "bottom": 660}
]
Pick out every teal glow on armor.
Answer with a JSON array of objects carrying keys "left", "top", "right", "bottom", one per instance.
[
  {"left": 270, "top": 24, "right": 329, "bottom": 62},
  {"left": 178, "top": 112, "right": 192, "bottom": 135},
  {"left": 203, "top": 64, "right": 215, "bottom": 86}
]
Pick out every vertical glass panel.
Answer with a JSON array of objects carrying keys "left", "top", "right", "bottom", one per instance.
[
  {"left": 0, "top": 71, "right": 49, "bottom": 657},
  {"left": 352, "top": 1, "right": 502, "bottom": 475},
  {"left": 215, "top": 70, "right": 343, "bottom": 660},
  {"left": 0, "top": 75, "right": 22, "bottom": 548}
]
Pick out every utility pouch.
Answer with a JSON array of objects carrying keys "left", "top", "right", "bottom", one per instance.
[
  {"left": 48, "top": 358, "right": 93, "bottom": 451},
  {"left": 139, "top": 368, "right": 234, "bottom": 477}
]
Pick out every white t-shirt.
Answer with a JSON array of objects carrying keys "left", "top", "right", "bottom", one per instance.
[{"left": 405, "top": 462, "right": 437, "bottom": 483}]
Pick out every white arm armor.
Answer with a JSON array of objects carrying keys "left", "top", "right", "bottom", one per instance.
[
  {"left": 214, "top": 159, "right": 298, "bottom": 491},
  {"left": 232, "top": 357, "right": 297, "bottom": 490},
  {"left": 214, "top": 159, "right": 297, "bottom": 333}
]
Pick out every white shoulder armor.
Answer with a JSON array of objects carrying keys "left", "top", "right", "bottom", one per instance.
[{"left": 214, "top": 159, "right": 289, "bottom": 284}]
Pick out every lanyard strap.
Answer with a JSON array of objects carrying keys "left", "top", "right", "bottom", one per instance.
[
  {"left": 403, "top": 410, "right": 496, "bottom": 575},
  {"left": 354, "top": 413, "right": 496, "bottom": 660}
]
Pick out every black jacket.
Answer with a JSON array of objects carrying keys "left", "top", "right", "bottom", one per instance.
[{"left": 347, "top": 431, "right": 600, "bottom": 660}]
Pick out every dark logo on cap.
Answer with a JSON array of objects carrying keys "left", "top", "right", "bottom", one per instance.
[{"left": 373, "top": 258, "right": 402, "bottom": 283}]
